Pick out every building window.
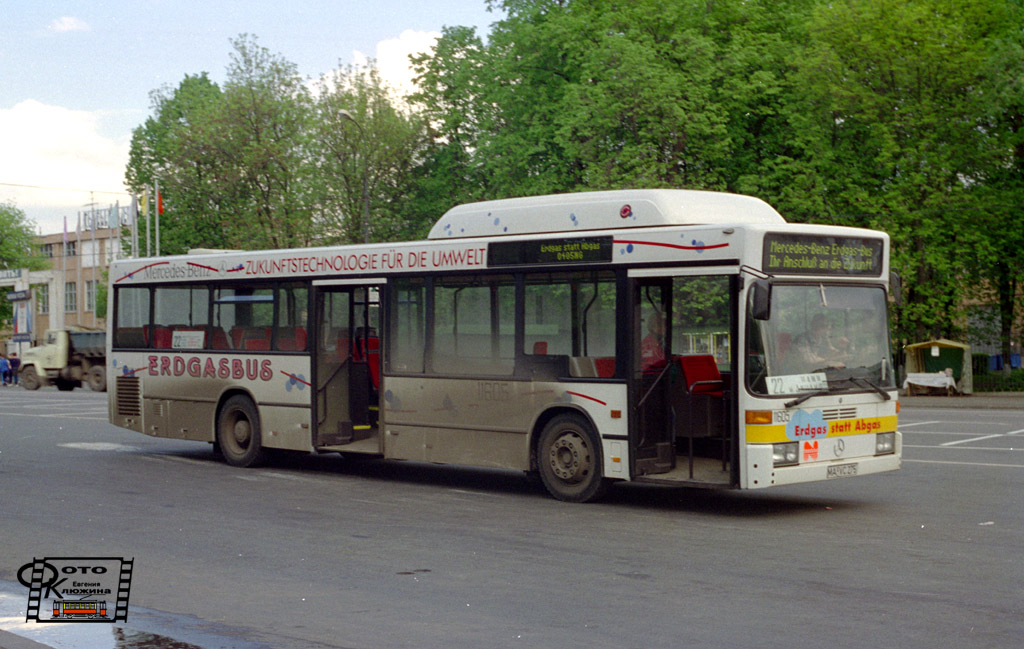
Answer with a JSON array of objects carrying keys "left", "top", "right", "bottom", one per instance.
[
  {"left": 65, "top": 241, "right": 77, "bottom": 257},
  {"left": 85, "top": 280, "right": 96, "bottom": 312},
  {"left": 36, "top": 285, "right": 49, "bottom": 314},
  {"left": 41, "top": 244, "right": 54, "bottom": 258},
  {"left": 64, "top": 282, "right": 77, "bottom": 313}
]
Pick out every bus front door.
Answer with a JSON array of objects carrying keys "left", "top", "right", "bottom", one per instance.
[
  {"left": 632, "top": 273, "right": 737, "bottom": 485},
  {"left": 633, "top": 278, "right": 675, "bottom": 475},
  {"left": 313, "top": 286, "right": 381, "bottom": 447}
]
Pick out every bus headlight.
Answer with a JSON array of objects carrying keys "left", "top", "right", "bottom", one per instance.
[
  {"left": 772, "top": 442, "right": 799, "bottom": 467},
  {"left": 875, "top": 432, "right": 896, "bottom": 455}
]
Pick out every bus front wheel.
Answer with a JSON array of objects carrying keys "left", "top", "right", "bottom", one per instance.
[
  {"left": 217, "top": 395, "right": 267, "bottom": 467},
  {"left": 537, "top": 414, "right": 610, "bottom": 503}
]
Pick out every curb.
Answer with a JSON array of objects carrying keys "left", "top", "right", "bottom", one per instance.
[{"left": 899, "top": 392, "right": 1024, "bottom": 410}]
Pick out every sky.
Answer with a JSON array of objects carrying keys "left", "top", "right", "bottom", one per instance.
[{"left": 0, "top": 0, "right": 500, "bottom": 235}]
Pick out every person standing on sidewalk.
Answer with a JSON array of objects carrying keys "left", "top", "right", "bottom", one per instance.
[
  {"left": 0, "top": 353, "right": 9, "bottom": 386},
  {"left": 9, "top": 353, "right": 20, "bottom": 386}
]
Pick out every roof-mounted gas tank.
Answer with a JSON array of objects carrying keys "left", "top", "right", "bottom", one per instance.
[{"left": 428, "top": 189, "right": 785, "bottom": 239}]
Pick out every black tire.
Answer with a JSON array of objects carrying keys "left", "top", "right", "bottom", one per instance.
[
  {"left": 20, "top": 366, "right": 41, "bottom": 391},
  {"left": 87, "top": 366, "right": 106, "bottom": 392},
  {"left": 537, "top": 413, "right": 610, "bottom": 503},
  {"left": 217, "top": 395, "right": 268, "bottom": 467}
]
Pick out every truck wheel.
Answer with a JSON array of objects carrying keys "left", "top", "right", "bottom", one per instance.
[
  {"left": 87, "top": 366, "right": 107, "bottom": 392},
  {"left": 217, "top": 395, "right": 268, "bottom": 467},
  {"left": 20, "top": 367, "right": 41, "bottom": 391}
]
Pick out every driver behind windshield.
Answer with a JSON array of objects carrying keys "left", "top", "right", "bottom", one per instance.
[{"left": 793, "top": 314, "right": 846, "bottom": 369}]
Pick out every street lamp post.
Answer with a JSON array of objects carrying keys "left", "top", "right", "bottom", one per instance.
[{"left": 338, "top": 109, "right": 370, "bottom": 243}]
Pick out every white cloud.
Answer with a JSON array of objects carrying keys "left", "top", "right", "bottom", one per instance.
[
  {"left": 354, "top": 29, "right": 440, "bottom": 98},
  {"left": 48, "top": 16, "right": 91, "bottom": 33},
  {"left": 0, "top": 100, "right": 130, "bottom": 234}
]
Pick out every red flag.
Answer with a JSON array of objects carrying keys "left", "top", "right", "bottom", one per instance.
[{"left": 158, "top": 191, "right": 164, "bottom": 214}]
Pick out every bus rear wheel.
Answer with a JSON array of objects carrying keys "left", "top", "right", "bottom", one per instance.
[
  {"left": 537, "top": 414, "right": 610, "bottom": 503},
  {"left": 217, "top": 395, "right": 268, "bottom": 467}
]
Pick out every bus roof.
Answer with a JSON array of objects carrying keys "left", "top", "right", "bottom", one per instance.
[{"left": 428, "top": 189, "right": 785, "bottom": 239}]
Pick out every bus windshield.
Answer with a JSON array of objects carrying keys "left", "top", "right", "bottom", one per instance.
[{"left": 746, "top": 284, "right": 894, "bottom": 397}]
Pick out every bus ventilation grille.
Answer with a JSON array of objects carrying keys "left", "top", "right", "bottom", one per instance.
[
  {"left": 820, "top": 407, "right": 858, "bottom": 421},
  {"left": 116, "top": 376, "right": 142, "bottom": 417}
]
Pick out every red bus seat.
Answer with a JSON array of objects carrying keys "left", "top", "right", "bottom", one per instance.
[
  {"left": 678, "top": 354, "right": 724, "bottom": 397},
  {"left": 153, "top": 326, "right": 173, "bottom": 349},
  {"left": 277, "top": 327, "right": 307, "bottom": 351},
  {"left": 366, "top": 337, "right": 380, "bottom": 389},
  {"left": 595, "top": 357, "right": 616, "bottom": 378},
  {"left": 211, "top": 328, "right": 230, "bottom": 350}
]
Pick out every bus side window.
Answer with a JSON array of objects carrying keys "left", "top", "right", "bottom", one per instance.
[
  {"left": 114, "top": 287, "right": 151, "bottom": 349},
  {"left": 524, "top": 271, "right": 617, "bottom": 378}
]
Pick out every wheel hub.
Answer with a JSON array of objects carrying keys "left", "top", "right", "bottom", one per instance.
[
  {"left": 548, "top": 433, "right": 591, "bottom": 483},
  {"left": 232, "top": 419, "right": 251, "bottom": 446}
]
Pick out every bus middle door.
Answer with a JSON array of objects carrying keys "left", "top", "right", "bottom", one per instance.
[{"left": 312, "top": 284, "right": 381, "bottom": 447}]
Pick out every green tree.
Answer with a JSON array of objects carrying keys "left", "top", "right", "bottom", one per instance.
[
  {"left": 797, "top": 0, "right": 1007, "bottom": 342},
  {"left": 313, "top": 65, "right": 430, "bottom": 243},
  {"left": 412, "top": 1, "right": 816, "bottom": 201},
  {"left": 127, "top": 72, "right": 228, "bottom": 255},
  {"left": 126, "top": 36, "right": 318, "bottom": 253},
  {"left": 0, "top": 202, "right": 47, "bottom": 324},
  {"left": 969, "top": 13, "right": 1024, "bottom": 373},
  {"left": 410, "top": 25, "right": 491, "bottom": 213},
  {"left": 215, "top": 35, "right": 318, "bottom": 249}
]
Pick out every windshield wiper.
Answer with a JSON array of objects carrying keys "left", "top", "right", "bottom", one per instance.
[
  {"left": 784, "top": 387, "right": 835, "bottom": 409},
  {"left": 849, "top": 376, "right": 891, "bottom": 401}
]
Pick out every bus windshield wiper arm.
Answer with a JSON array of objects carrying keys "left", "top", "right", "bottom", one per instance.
[
  {"left": 849, "top": 376, "right": 891, "bottom": 401},
  {"left": 784, "top": 388, "right": 833, "bottom": 409}
]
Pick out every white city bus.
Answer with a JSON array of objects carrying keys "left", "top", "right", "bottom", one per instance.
[{"left": 107, "top": 190, "right": 900, "bottom": 501}]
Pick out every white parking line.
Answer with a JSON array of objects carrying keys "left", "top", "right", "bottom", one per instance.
[
  {"left": 898, "top": 420, "right": 941, "bottom": 428},
  {"left": 904, "top": 458, "right": 1024, "bottom": 469},
  {"left": 940, "top": 428, "right": 1024, "bottom": 447},
  {"left": 904, "top": 444, "right": 1024, "bottom": 451},
  {"left": 0, "top": 410, "right": 108, "bottom": 420},
  {"left": 942, "top": 434, "right": 1005, "bottom": 447}
]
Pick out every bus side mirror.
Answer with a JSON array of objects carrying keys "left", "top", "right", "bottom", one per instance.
[
  {"left": 889, "top": 271, "right": 902, "bottom": 306},
  {"left": 751, "top": 279, "right": 772, "bottom": 321}
]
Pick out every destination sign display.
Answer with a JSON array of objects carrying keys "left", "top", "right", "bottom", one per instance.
[
  {"left": 763, "top": 233, "right": 883, "bottom": 276},
  {"left": 488, "top": 236, "right": 613, "bottom": 267}
]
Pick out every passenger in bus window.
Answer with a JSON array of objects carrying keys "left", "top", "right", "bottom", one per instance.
[{"left": 641, "top": 313, "right": 666, "bottom": 371}]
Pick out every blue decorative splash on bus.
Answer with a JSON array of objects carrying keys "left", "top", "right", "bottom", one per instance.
[{"left": 786, "top": 410, "right": 829, "bottom": 441}]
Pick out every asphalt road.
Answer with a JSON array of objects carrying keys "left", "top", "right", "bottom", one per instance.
[{"left": 1, "top": 387, "right": 1022, "bottom": 649}]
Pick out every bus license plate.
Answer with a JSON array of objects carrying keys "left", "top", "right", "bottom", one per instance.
[{"left": 827, "top": 463, "right": 858, "bottom": 479}]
